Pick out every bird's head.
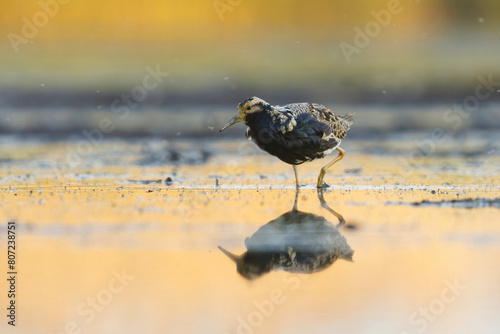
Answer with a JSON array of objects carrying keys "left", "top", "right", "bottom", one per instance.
[
  {"left": 218, "top": 246, "right": 270, "bottom": 280},
  {"left": 219, "top": 97, "right": 270, "bottom": 132}
]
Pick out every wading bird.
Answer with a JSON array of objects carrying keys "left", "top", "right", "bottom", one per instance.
[{"left": 219, "top": 97, "right": 353, "bottom": 188}]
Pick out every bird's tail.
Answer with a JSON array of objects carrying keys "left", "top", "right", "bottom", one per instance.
[{"left": 340, "top": 113, "right": 354, "bottom": 128}]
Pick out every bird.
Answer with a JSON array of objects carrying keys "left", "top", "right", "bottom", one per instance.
[{"left": 219, "top": 97, "right": 353, "bottom": 188}]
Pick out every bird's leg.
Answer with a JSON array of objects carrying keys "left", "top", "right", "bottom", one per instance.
[
  {"left": 292, "top": 188, "right": 300, "bottom": 211},
  {"left": 292, "top": 165, "right": 300, "bottom": 189},
  {"left": 317, "top": 188, "right": 345, "bottom": 227},
  {"left": 317, "top": 147, "right": 345, "bottom": 189}
]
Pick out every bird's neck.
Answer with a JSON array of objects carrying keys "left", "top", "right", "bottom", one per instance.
[{"left": 244, "top": 111, "right": 273, "bottom": 130}]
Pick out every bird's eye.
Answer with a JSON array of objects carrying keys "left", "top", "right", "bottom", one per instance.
[{"left": 247, "top": 106, "right": 251, "bottom": 110}]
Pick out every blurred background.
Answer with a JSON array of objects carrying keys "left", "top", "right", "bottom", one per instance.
[{"left": 1, "top": 0, "right": 500, "bottom": 137}]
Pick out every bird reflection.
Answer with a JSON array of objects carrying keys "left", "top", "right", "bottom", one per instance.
[{"left": 218, "top": 189, "right": 354, "bottom": 280}]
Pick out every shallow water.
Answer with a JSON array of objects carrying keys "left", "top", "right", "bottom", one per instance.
[{"left": 0, "top": 135, "right": 499, "bottom": 334}]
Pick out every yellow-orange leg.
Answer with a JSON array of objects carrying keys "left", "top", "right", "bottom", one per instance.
[
  {"left": 317, "top": 147, "right": 345, "bottom": 188},
  {"left": 317, "top": 188, "right": 345, "bottom": 226},
  {"left": 292, "top": 188, "right": 299, "bottom": 211},
  {"left": 292, "top": 165, "right": 300, "bottom": 189}
]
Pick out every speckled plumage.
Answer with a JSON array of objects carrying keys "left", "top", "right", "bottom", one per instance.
[
  {"left": 219, "top": 97, "right": 354, "bottom": 188},
  {"left": 274, "top": 102, "right": 353, "bottom": 139}
]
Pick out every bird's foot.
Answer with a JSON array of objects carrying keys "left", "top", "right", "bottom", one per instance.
[{"left": 317, "top": 181, "right": 331, "bottom": 189}]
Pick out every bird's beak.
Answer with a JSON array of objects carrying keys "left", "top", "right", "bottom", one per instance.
[
  {"left": 218, "top": 246, "right": 240, "bottom": 262},
  {"left": 219, "top": 114, "right": 243, "bottom": 132}
]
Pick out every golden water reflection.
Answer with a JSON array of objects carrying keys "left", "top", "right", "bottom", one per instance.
[{"left": 219, "top": 190, "right": 354, "bottom": 280}]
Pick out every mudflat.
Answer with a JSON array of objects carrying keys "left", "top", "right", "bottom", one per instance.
[{"left": 0, "top": 134, "right": 499, "bottom": 333}]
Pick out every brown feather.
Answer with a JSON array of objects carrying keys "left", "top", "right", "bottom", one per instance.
[{"left": 279, "top": 102, "right": 354, "bottom": 140}]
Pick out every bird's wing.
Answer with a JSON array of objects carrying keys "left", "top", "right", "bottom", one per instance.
[
  {"left": 280, "top": 103, "right": 353, "bottom": 140},
  {"left": 328, "top": 113, "right": 353, "bottom": 140},
  {"left": 250, "top": 111, "right": 340, "bottom": 164},
  {"left": 279, "top": 114, "right": 340, "bottom": 157}
]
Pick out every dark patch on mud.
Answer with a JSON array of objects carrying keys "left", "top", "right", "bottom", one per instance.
[
  {"left": 10, "top": 221, "right": 164, "bottom": 237},
  {"left": 410, "top": 198, "right": 500, "bottom": 209},
  {"left": 136, "top": 149, "right": 211, "bottom": 166},
  {"left": 124, "top": 180, "right": 163, "bottom": 185},
  {"left": 165, "top": 177, "right": 173, "bottom": 186},
  {"left": 344, "top": 168, "right": 362, "bottom": 174},
  {"left": 344, "top": 224, "right": 358, "bottom": 230}
]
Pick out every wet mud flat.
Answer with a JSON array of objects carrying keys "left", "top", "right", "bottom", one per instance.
[{"left": 0, "top": 134, "right": 499, "bottom": 334}]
